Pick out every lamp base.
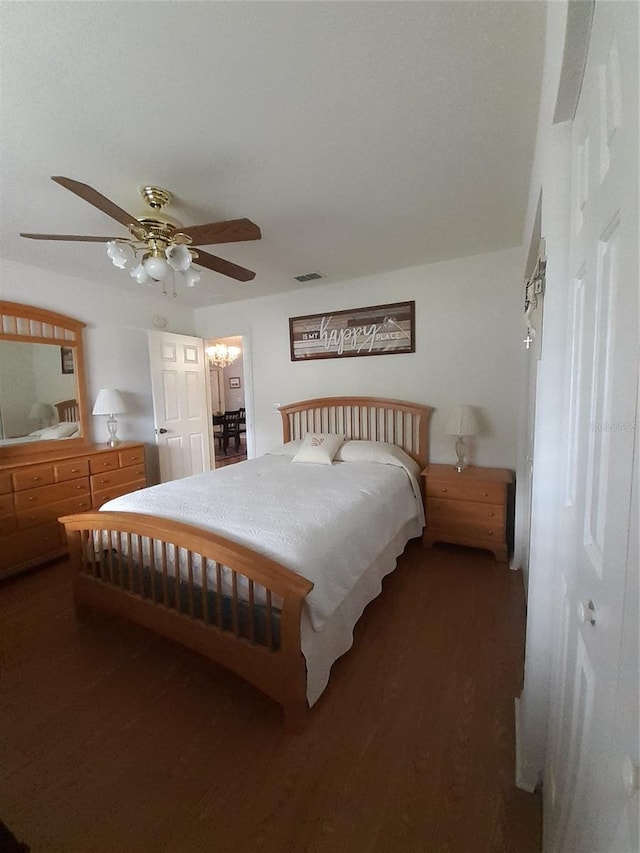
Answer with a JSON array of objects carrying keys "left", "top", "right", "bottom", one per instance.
[
  {"left": 106, "top": 415, "right": 120, "bottom": 448},
  {"left": 454, "top": 436, "right": 468, "bottom": 473}
]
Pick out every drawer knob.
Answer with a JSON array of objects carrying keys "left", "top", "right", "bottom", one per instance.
[
  {"left": 71, "top": 468, "right": 79, "bottom": 473},
  {"left": 441, "top": 488, "right": 447, "bottom": 493},
  {"left": 28, "top": 496, "right": 36, "bottom": 502},
  {"left": 482, "top": 491, "right": 488, "bottom": 497},
  {"left": 33, "top": 476, "right": 41, "bottom": 481},
  {"left": 488, "top": 530, "right": 494, "bottom": 536},
  {"left": 488, "top": 511, "right": 495, "bottom": 517}
]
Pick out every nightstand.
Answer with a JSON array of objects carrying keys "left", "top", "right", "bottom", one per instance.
[{"left": 421, "top": 464, "right": 513, "bottom": 562}]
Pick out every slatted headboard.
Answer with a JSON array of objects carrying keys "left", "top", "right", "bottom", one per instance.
[
  {"left": 278, "top": 396, "right": 432, "bottom": 469},
  {"left": 55, "top": 399, "right": 79, "bottom": 423}
]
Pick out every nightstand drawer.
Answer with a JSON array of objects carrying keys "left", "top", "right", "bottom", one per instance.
[
  {"left": 464, "top": 482, "right": 505, "bottom": 504},
  {"left": 425, "top": 479, "right": 466, "bottom": 500},
  {"left": 0, "top": 473, "right": 12, "bottom": 495},
  {"left": 427, "top": 497, "right": 505, "bottom": 527}
]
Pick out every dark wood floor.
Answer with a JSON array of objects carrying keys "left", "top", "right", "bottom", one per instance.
[
  {"left": 0, "top": 542, "right": 541, "bottom": 853},
  {"left": 213, "top": 433, "right": 247, "bottom": 468}
]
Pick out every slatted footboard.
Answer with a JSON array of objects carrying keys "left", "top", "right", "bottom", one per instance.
[{"left": 60, "top": 511, "right": 314, "bottom": 729}]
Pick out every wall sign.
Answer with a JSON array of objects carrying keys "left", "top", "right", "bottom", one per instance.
[{"left": 289, "top": 301, "right": 415, "bottom": 362}]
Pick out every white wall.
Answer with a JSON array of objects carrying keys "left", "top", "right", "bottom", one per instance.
[
  {"left": 0, "top": 258, "right": 196, "bottom": 482},
  {"left": 194, "top": 248, "right": 524, "bottom": 467}
]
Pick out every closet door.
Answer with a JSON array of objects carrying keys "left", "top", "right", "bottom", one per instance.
[{"left": 543, "top": 3, "right": 639, "bottom": 851}]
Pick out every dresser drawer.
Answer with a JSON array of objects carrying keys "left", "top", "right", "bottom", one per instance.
[
  {"left": 91, "top": 465, "right": 146, "bottom": 492},
  {"left": 89, "top": 452, "right": 121, "bottom": 474},
  {"left": 92, "top": 478, "right": 147, "bottom": 509},
  {"left": 14, "top": 478, "right": 90, "bottom": 512},
  {"left": 13, "top": 464, "right": 56, "bottom": 491},
  {"left": 0, "top": 521, "right": 64, "bottom": 573},
  {"left": 16, "top": 494, "right": 92, "bottom": 530},
  {"left": 118, "top": 447, "right": 145, "bottom": 468},
  {"left": 54, "top": 458, "right": 90, "bottom": 482},
  {"left": 0, "top": 492, "right": 14, "bottom": 517},
  {"left": 0, "top": 473, "right": 12, "bottom": 495},
  {"left": 0, "top": 515, "right": 16, "bottom": 535}
]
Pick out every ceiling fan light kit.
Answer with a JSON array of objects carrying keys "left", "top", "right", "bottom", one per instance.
[{"left": 20, "top": 177, "right": 262, "bottom": 295}]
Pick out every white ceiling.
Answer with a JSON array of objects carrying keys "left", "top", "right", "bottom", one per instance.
[{"left": 0, "top": 1, "right": 545, "bottom": 308}]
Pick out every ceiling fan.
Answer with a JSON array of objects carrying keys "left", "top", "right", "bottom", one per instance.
[{"left": 20, "top": 176, "right": 261, "bottom": 287}]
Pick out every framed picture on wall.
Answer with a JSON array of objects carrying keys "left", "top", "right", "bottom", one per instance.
[
  {"left": 60, "top": 346, "right": 75, "bottom": 375},
  {"left": 289, "top": 300, "right": 415, "bottom": 362},
  {"left": 229, "top": 376, "right": 241, "bottom": 389}
]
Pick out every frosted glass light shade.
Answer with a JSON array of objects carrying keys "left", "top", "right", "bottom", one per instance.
[
  {"left": 143, "top": 256, "right": 171, "bottom": 281},
  {"left": 445, "top": 405, "right": 479, "bottom": 437},
  {"left": 166, "top": 244, "right": 192, "bottom": 272},
  {"left": 183, "top": 267, "right": 201, "bottom": 287},
  {"left": 106, "top": 241, "right": 136, "bottom": 269},
  {"left": 92, "top": 388, "right": 126, "bottom": 416}
]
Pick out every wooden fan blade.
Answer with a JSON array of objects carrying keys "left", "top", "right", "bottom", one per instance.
[
  {"left": 51, "top": 177, "right": 139, "bottom": 229},
  {"left": 20, "top": 233, "right": 116, "bottom": 242},
  {"left": 185, "top": 218, "right": 261, "bottom": 246},
  {"left": 195, "top": 250, "right": 256, "bottom": 282}
]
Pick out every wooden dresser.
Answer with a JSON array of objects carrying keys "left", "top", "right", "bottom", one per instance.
[
  {"left": 421, "top": 463, "right": 513, "bottom": 562},
  {"left": 0, "top": 442, "right": 146, "bottom": 580}
]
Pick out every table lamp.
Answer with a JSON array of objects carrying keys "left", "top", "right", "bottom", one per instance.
[
  {"left": 92, "top": 388, "right": 126, "bottom": 447},
  {"left": 445, "top": 405, "right": 479, "bottom": 472}
]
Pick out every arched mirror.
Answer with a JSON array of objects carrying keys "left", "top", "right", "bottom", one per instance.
[{"left": 0, "top": 301, "right": 89, "bottom": 459}]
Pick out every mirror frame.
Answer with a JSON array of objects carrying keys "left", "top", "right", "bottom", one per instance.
[{"left": 0, "top": 300, "right": 90, "bottom": 460}]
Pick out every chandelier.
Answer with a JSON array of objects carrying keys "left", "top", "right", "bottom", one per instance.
[
  {"left": 105, "top": 187, "right": 201, "bottom": 296},
  {"left": 206, "top": 343, "right": 241, "bottom": 369}
]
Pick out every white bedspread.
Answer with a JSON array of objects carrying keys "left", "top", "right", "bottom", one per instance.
[{"left": 100, "top": 452, "right": 423, "bottom": 632}]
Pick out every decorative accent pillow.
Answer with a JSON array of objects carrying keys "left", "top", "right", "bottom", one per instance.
[{"left": 291, "top": 433, "right": 345, "bottom": 464}]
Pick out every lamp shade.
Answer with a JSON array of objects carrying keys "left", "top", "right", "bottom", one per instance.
[
  {"left": 28, "top": 402, "right": 53, "bottom": 421},
  {"left": 445, "top": 405, "right": 479, "bottom": 436},
  {"left": 92, "top": 388, "right": 126, "bottom": 416}
]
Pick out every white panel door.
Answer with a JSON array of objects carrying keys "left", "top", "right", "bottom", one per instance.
[
  {"left": 544, "top": 4, "right": 639, "bottom": 852},
  {"left": 148, "top": 331, "right": 211, "bottom": 482}
]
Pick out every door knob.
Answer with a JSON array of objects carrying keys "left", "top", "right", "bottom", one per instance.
[
  {"left": 157, "top": 428, "right": 168, "bottom": 435},
  {"left": 578, "top": 599, "right": 596, "bottom": 625}
]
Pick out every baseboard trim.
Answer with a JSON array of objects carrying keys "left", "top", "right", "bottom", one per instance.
[{"left": 514, "top": 696, "right": 540, "bottom": 793}]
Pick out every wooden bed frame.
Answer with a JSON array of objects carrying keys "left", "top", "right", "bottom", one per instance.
[
  {"left": 60, "top": 396, "right": 431, "bottom": 728},
  {"left": 55, "top": 398, "right": 79, "bottom": 423}
]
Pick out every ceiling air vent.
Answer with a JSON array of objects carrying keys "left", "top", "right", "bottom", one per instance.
[{"left": 294, "top": 272, "right": 324, "bottom": 282}]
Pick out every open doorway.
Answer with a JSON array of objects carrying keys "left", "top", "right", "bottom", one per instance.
[{"left": 205, "top": 335, "right": 247, "bottom": 468}]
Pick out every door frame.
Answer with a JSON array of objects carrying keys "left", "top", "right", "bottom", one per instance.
[{"left": 204, "top": 329, "right": 255, "bottom": 462}]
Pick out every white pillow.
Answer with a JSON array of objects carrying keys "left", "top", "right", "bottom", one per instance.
[
  {"left": 291, "top": 433, "right": 345, "bottom": 464},
  {"left": 266, "top": 440, "right": 303, "bottom": 457},
  {"left": 334, "top": 440, "right": 421, "bottom": 478},
  {"left": 37, "top": 422, "right": 78, "bottom": 439}
]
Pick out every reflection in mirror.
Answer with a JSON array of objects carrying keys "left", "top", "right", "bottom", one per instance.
[{"left": 0, "top": 341, "right": 81, "bottom": 446}]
